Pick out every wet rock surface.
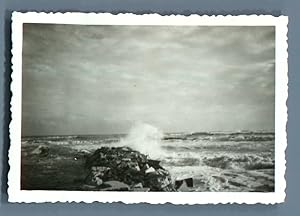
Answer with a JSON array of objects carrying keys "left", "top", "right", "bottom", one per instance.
[{"left": 84, "top": 146, "right": 176, "bottom": 191}]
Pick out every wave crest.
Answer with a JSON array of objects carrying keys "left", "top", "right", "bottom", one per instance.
[
  {"left": 119, "top": 122, "right": 164, "bottom": 159},
  {"left": 203, "top": 154, "right": 274, "bottom": 170}
]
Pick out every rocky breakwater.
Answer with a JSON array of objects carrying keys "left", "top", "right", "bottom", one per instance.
[{"left": 83, "top": 146, "right": 176, "bottom": 191}]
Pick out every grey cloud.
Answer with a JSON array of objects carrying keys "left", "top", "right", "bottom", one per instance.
[{"left": 22, "top": 24, "right": 275, "bottom": 135}]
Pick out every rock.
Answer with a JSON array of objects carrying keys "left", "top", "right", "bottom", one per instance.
[
  {"left": 177, "top": 181, "right": 194, "bottom": 192},
  {"left": 175, "top": 178, "right": 194, "bottom": 189},
  {"left": 81, "top": 184, "right": 98, "bottom": 190},
  {"left": 79, "top": 149, "right": 91, "bottom": 154},
  {"left": 145, "top": 167, "right": 156, "bottom": 174},
  {"left": 145, "top": 164, "right": 150, "bottom": 169},
  {"left": 84, "top": 146, "right": 176, "bottom": 191},
  {"left": 31, "top": 145, "right": 49, "bottom": 156},
  {"left": 132, "top": 187, "right": 150, "bottom": 192},
  {"left": 134, "top": 165, "right": 140, "bottom": 172},
  {"left": 122, "top": 158, "right": 131, "bottom": 162},
  {"left": 127, "top": 161, "right": 140, "bottom": 172},
  {"left": 144, "top": 168, "right": 175, "bottom": 191},
  {"left": 85, "top": 166, "right": 110, "bottom": 186},
  {"left": 94, "top": 177, "right": 103, "bottom": 186},
  {"left": 91, "top": 166, "right": 111, "bottom": 175},
  {"left": 148, "top": 159, "right": 163, "bottom": 169},
  {"left": 100, "top": 181, "right": 130, "bottom": 191},
  {"left": 133, "top": 182, "right": 143, "bottom": 188},
  {"left": 121, "top": 147, "right": 131, "bottom": 151},
  {"left": 185, "top": 178, "right": 193, "bottom": 187}
]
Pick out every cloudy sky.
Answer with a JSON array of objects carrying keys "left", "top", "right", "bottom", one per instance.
[{"left": 22, "top": 24, "right": 275, "bottom": 136}]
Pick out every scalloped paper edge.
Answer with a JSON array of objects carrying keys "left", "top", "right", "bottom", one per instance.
[{"left": 8, "top": 12, "right": 288, "bottom": 204}]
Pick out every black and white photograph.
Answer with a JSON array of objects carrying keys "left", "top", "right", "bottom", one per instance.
[{"left": 9, "top": 13, "right": 288, "bottom": 203}]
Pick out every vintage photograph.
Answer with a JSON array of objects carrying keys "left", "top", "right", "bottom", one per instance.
[{"left": 9, "top": 13, "right": 288, "bottom": 203}]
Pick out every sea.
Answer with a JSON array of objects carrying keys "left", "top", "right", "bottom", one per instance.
[{"left": 21, "top": 123, "right": 275, "bottom": 192}]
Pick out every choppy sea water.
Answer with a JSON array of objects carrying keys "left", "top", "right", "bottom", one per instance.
[{"left": 22, "top": 129, "right": 275, "bottom": 192}]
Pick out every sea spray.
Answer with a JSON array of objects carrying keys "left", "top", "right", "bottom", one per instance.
[{"left": 119, "top": 122, "right": 164, "bottom": 159}]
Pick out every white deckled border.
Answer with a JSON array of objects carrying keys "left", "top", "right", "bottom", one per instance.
[{"left": 8, "top": 12, "right": 288, "bottom": 204}]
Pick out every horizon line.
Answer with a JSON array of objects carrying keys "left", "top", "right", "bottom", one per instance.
[{"left": 21, "top": 130, "right": 276, "bottom": 137}]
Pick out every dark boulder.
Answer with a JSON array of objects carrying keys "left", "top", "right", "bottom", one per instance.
[
  {"left": 175, "top": 178, "right": 194, "bottom": 191},
  {"left": 175, "top": 177, "right": 194, "bottom": 189},
  {"left": 100, "top": 181, "right": 130, "bottom": 191}
]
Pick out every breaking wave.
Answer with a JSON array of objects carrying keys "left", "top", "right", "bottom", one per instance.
[
  {"left": 202, "top": 154, "right": 274, "bottom": 170},
  {"left": 164, "top": 132, "right": 274, "bottom": 142},
  {"left": 119, "top": 122, "right": 164, "bottom": 159}
]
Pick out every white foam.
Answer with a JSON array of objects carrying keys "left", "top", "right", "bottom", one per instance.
[{"left": 119, "top": 122, "right": 164, "bottom": 159}]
